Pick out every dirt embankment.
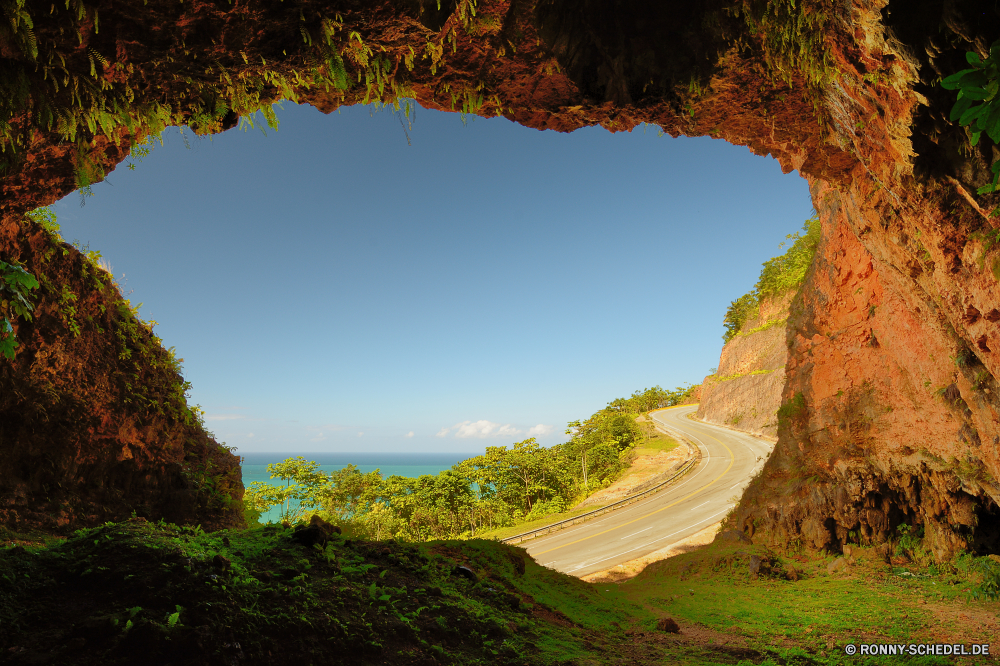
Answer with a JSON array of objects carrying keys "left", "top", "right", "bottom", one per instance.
[
  {"left": 574, "top": 418, "right": 696, "bottom": 510},
  {"left": 697, "top": 294, "right": 791, "bottom": 439}
]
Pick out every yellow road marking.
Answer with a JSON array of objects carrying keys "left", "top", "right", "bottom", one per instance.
[{"left": 533, "top": 419, "right": 734, "bottom": 556}]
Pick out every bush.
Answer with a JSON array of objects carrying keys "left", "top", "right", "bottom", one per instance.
[{"left": 722, "top": 215, "right": 821, "bottom": 342}]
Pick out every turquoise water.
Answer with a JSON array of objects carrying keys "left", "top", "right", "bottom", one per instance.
[{"left": 241, "top": 452, "right": 475, "bottom": 524}]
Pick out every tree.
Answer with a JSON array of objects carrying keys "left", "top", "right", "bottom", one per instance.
[
  {"left": 320, "top": 464, "right": 383, "bottom": 524},
  {"left": 243, "top": 456, "right": 336, "bottom": 523}
]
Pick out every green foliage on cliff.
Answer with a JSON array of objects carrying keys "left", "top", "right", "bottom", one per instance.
[
  {"left": 732, "top": 0, "right": 834, "bottom": 91},
  {"left": 245, "top": 386, "right": 696, "bottom": 540},
  {"left": 25, "top": 205, "right": 61, "bottom": 237},
  {"left": 776, "top": 391, "right": 807, "bottom": 429},
  {"left": 0, "top": 0, "right": 451, "bottom": 189},
  {"left": 0, "top": 258, "right": 39, "bottom": 359},
  {"left": 722, "top": 215, "right": 821, "bottom": 342}
]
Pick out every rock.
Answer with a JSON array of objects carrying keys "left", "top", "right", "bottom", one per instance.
[
  {"left": 785, "top": 564, "right": 800, "bottom": 581},
  {"left": 748, "top": 555, "right": 763, "bottom": 578},
  {"left": 290, "top": 514, "right": 339, "bottom": 549},
  {"left": 827, "top": 557, "right": 848, "bottom": 575},
  {"left": 843, "top": 544, "right": 853, "bottom": 557},
  {"left": 501, "top": 591, "right": 521, "bottom": 610},
  {"left": 698, "top": 292, "right": 792, "bottom": 440},
  {"left": 451, "top": 565, "right": 478, "bottom": 583},
  {"left": 655, "top": 617, "right": 680, "bottom": 633},
  {"left": 506, "top": 549, "right": 526, "bottom": 575},
  {"left": 714, "top": 529, "right": 751, "bottom": 545},
  {"left": 212, "top": 554, "right": 231, "bottom": 571}
]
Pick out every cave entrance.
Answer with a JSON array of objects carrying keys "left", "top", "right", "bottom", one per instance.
[{"left": 50, "top": 101, "right": 812, "bottom": 453}]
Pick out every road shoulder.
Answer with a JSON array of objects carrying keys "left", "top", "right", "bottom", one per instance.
[{"left": 580, "top": 520, "right": 722, "bottom": 583}]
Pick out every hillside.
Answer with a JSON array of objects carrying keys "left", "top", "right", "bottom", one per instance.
[
  {"left": 697, "top": 293, "right": 791, "bottom": 439},
  {"left": 0, "top": 212, "right": 243, "bottom": 533},
  {"left": 698, "top": 217, "right": 821, "bottom": 439},
  {"left": 4, "top": 519, "right": 1000, "bottom": 665}
]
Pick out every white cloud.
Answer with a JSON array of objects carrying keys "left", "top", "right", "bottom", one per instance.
[
  {"left": 247, "top": 433, "right": 255, "bottom": 438},
  {"left": 445, "top": 420, "right": 523, "bottom": 439},
  {"left": 496, "top": 424, "right": 522, "bottom": 437},
  {"left": 405, "top": 431, "right": 415, "bottom": 438},
  {"left": 436, "top": 427, "right": 451, "bottom": 437},
  {"left": 358, "top": 432, "right": 364, "bottom": 437},
  {"left": 310, "top": 432, "right": 326, "bottom": 442},
  {"left": 527, "top": 424, "right": 554, "bottom": 437}
]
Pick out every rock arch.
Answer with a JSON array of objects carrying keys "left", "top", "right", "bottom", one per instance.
[{"left": 1, "top": 0, "right": 999, "bottom": 555}]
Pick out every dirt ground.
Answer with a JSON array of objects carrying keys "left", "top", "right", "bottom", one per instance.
[{"left": 574, "top": 440, "right": 693, "bottom": 510}]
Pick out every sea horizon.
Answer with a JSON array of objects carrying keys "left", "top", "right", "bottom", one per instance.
[
  {"left": 239, "top": 451, "right": 481, "bottom": 466},
  {"left": 240, "top": 451, "right": 479, "bottom": 524}
]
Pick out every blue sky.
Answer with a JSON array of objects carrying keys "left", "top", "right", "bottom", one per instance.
[{"left": 53, "top": 102, "right": 812, "bottom": 454}]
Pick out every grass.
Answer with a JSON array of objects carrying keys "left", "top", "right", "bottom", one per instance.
[
  {"left": 710, "top": 368, "right": 776, "bottom": 383},
  {"left": 0, "top": 519, "right": 642, "bottom": 665},
  {"left": 633, "top": 431, "right": 680, "bottom": 457},
  {"left": 4, "top": 519, "right": 1000, "bottom": 664},
  {"left": 616, "top": 538, "right": 999, "bottom": 665}
]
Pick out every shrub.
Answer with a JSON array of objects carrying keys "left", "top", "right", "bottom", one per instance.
[{"left": 721, "top": 216, "right": 821, "bottom": 342}]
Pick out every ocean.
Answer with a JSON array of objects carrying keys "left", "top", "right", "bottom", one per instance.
[{"left": 240, "top": 452, "right": 476, "bottom": 524}]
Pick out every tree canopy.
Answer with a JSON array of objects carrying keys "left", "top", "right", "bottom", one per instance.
[
  {"left": 244, "top": 383, "right": 697, "bottom": 540},
  {"left": 722, "top": 215, "right": 821, "bottom": 343}
]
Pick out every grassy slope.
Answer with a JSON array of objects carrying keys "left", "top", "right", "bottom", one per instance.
[
  {"left": 618, "top": 538, "right": 999, "bottom": 665},
  {"left": 2, "top": 521, "right": 998, "bottom": 664},
  {"left": 0, "top": 520, "right": 652, "bottom": 665}
]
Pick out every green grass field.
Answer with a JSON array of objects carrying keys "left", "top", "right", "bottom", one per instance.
[{"left": 633, "top": 430, "right": 680, "bottom": 457}]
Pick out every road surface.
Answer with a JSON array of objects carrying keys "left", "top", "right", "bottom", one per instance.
[{"left": 522, "top": 404, "right": 774, "bottom": 577}]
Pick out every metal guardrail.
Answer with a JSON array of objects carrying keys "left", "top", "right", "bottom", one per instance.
[{"left": 500, "top": 455, "right": 699, "bottom": 546}]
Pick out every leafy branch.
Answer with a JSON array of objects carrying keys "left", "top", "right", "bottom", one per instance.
[
  {"left": 941, "top": 40, "right": 1000, "bottom": 195},
  {"left": 722, "top": 215, "right": 820, "bottom": 342},
  {"left": 0, "top": 259, "right": 40, "bottom": 360}
]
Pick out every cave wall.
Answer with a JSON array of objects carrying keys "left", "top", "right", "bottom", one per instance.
[
  {"left": 0, "top": 214, "right": 244, "bottom": 533},
  {"left": 1, "top": 0, "right": 999, "bottom": 552}
]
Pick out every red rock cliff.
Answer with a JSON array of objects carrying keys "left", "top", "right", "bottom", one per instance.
[{"left": 1, "top": 0, "right": 998, "bottom": 553}]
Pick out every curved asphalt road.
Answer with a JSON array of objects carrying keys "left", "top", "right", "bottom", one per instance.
[{"left": 523, "top": 405, "right": 774, "bottom": 578}]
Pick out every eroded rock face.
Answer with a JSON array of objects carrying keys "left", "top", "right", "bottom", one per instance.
[
  {"left": 1, "top": 0, "right": 999, "bottom": 553},
  {"left": 0, "top": 215, "right": 244, "bottom": 533},
  {"left": 698, "top": 294, "right": 791, "bottom": 439}
]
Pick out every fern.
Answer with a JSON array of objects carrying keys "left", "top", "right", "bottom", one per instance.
[
  {"left": 0, "top": 258, "right": 40, "bottom": 360},
  {"left": 166, "top": 605, "right": 183, "bottom": 629}
]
